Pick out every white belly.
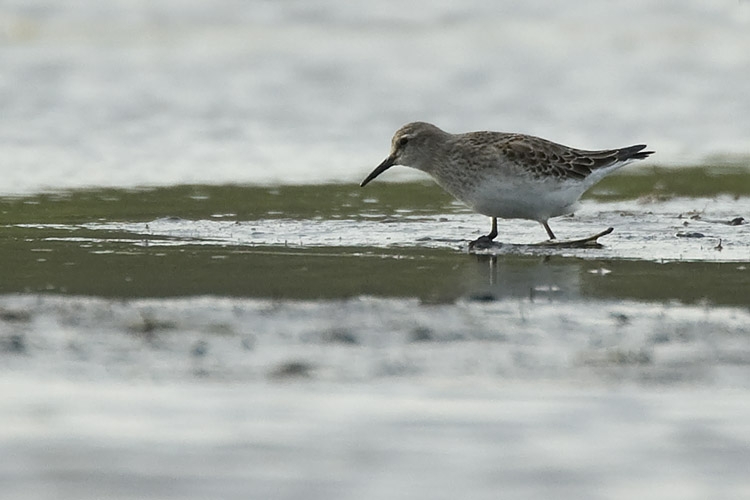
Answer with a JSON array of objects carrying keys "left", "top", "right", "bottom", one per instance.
[{"left": 456, "top": 177, "right": 587, "bottom": 222}]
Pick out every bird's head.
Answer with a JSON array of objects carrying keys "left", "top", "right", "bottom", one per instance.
[{"left": 360, "top": 122, "right": 445, "bottom": 187}]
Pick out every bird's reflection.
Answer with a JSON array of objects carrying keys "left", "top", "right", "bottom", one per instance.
[{"left": 469, "top": 254, "right": 584, "bottom": 302}]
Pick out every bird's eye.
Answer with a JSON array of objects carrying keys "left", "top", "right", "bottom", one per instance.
[{"left": 397, "top": 136, "right": 409, "bottom": 147}]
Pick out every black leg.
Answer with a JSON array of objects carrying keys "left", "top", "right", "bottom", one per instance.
[
  {"left": 542, "top": 221, "right": 556, "bottom": 240},
  {"left": 487, "top": 217, "right": 498, "bottom": 240}
]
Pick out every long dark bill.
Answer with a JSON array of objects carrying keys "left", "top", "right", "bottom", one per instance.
[{"left": 360, "top": 155, "right": 396, "bottom": 187}]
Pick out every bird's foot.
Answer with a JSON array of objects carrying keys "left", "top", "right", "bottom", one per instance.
[{"left": 468, "top": 235, "right": 499, "bottom": 251}]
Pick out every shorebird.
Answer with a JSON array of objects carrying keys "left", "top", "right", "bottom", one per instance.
[{"left": 361, "top": 122, "right": 653, "bottom": 247}]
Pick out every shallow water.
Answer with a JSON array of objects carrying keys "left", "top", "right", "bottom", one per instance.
[{"left": 2, "top": 171, "right": 749, "bottom": 302}]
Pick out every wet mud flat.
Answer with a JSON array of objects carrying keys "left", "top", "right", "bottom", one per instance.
[
  {"left": 2, "top": 293, "right": 750, "bottom": 500},
  {"left": 1, "top": 170, "right": 750, "bottom": 499},
  {"left": 1, "top": 294, "right": 750, "bottom": 499}
]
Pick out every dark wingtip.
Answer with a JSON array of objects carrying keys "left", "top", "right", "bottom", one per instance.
[
  {"left": 633, "top": 151, "right": 655, "bottom": 160},
  {"left": 621, "top": 144, "right": 654, "bottom": 161}
]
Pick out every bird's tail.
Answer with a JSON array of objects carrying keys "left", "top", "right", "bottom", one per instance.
[{"left": 616, "top": 144, "right": 654, "bottom": 162}]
